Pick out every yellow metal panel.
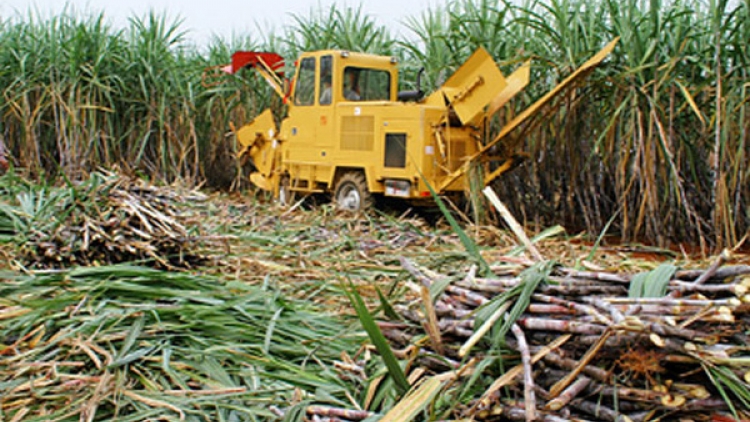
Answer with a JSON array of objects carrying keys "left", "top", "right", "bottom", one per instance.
[
  {"left": 250, "top": 172, "right": 274, "bottom": 191},
  {"left": 431, "top": 47, "right": 507, "bottom": 125},
  {"left": 236, "top": 109, "right": 280, "bottom": 192},
  {"left": 256, "top": 57, "right": 286, "bottom": 99},
  {"left": 485, "top": 61, "right": 531, "bottom": 118},
  {"left": 236, "top": 108, "right": 276, "bottom": 151}
]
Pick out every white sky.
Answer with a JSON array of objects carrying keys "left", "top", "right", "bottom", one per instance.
[{"left": 0, "top": 0, "right": 436, "bottom": 46}]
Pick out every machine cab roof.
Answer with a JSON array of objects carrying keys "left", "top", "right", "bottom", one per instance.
[{"left": 291, "top": 50, "right": 399, "bottom": 105}]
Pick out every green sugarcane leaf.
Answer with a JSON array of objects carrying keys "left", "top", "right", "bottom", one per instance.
[
  {"left": 378, "top": 376, "right": 444, "bottom": 422},
  {"left": 346, "top": 282, "right": 410, "bottom": 395},
  {"left": 475, "top": 285, "right": 521, "bottom": 327},
  {"left": 703, "top": 363, "right": 740, "bottom": 419},
  {"left": 109, "top": 346, "right": 156, "bottom": 368},
  {"left": 117, "top": 314, "right": 145, "bottom": 360},
  {"left": 508, "top": 225, "right": 566, "bottom": 257},
  {"left": 494, "top": 261, "right": 553, "bottom": 345},
  {"left": 283, "top": 401, "right": 313, "bottom": 422},
  {"left": 376, "top": 286, "right": 402, "bottom": 320},
  {"left": 585, "top": 210, "right": 621, "bottom": 263},
  {"left": 428, "top": 274, "right": 456, "bottom": 303},
  {"left": 264, "top": 307, "right": 284, "bottom": 354},
  {"left": 628, "top": 264, "right": 677, "bottom": 298},
  {"left": 629, "top": 272, "right": 646, "bottom": 298},
  {"left": 415, "top": 170, "right": 490, "bottom": 276}
]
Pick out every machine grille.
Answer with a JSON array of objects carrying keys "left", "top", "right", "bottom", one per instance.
[{"left": 341, "top": 116, "right": 374, "bottom": 151}]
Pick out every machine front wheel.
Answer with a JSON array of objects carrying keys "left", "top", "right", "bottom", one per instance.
[{"left": 334, "top": 172, "right": 373, "bottom": 212}]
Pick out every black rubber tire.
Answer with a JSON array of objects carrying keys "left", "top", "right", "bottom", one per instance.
[{"left": 334, "top": 172, "right": 373, "bottom": 212}]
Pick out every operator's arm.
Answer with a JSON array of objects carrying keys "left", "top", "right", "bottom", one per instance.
[
  {"left": 344, "top": 89, "right": 360, "bottom": 101},
  {"left": 320, "top": 87, "right": 332, "bottom": 104}
]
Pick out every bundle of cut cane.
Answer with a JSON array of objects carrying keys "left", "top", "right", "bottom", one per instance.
[
  {"left": 371, "top": 246, "right": 750, "bottom": 422},
  {"left": 0, "top": 171, "right": 208, "bottom": 268}
]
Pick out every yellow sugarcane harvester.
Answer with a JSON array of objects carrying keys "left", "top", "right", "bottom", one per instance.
[{"left": 219, "top": 40, "right": 617, "bottom": 211}]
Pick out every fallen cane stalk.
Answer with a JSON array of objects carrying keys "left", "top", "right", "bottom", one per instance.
[
  {"left": 121, "top": 390, "right": 185, "bottom": 421},
  {"left": 391, "top": 253, "right": 750, "bottom": 419},
  {"left": 438, "top": 318, "right": 474, "bottom": 331},
  {"left": 459, "top": 301, "right": 512, "bottom": 357},
  {"left": 402, "top": 257, "right": 489, "bottom": 307},
  {"left": 511, "top": 323, "right": 537, "bottom": 421},
  {"left": 458, "top": 277, "right": 627, "bottom": 296},
  {"left": 306, "top": 405, "right": 374, "bottom": 421},
  {"left": 422, "top": 286, "right": 445, "bottom": 355},
  {"left": 610, "top": 303, "right": 731, "bottom": 315},
  {"left": 539, "top": 352, "right": 610, "bottom": 383},
  {"left": 470, "top": 335, "right": 571, "bottom": 415},
  {"left": 483, "top": 186, "right": 544, "bottom": 262},
  {"left": 569, "top": 399, "right": 623, "bottom": 422},
  {"left": 433, "top": 302, "right": 473, "bottom": 319},
  {"left": 678, "top": 305, "right": 731, "bottom": 328},
  {"left": 670, "top": 279, "right": 746, "bottom": 295},
  {"left": 400, "top": 256, "right": 434, "bottom": 287},
  {"left": 690, "top": 249, "right": 731, "bottom": 286},
  {"left": 516, "top": 317, "right": 607, "bottom": 335},
  {"left": 533, "top": 294, "right": 611, "bottom": 324},
  {"left": 526, "top": 304, "right": 578, "bottom": 315},
  {"left": 545, "top": 376, "right": 591, "bottom": 411},
  {"left": 605, "top": 297, "right": 740, "bottom": 307},
  {"left": 540, "top": 370, "right": 668, "bottom": 403},
  {"left": 675, "top": 265, "right": 750, "bottom": 281},
  {"left": 556, "top": 268, "right": 630, "bottom": 284},
  {"left": 457, "top": 276, "right": 521, "bottom": 292},
  {"left": 485, "top": 404, "right": 577, "bottom": 422},
  {"left": 549, "top": 329, "right": 613, "bottom": 398},
  {"left": 584, "top": 297, "right": 625, "bottom": 323},
  {"left": 444, "top": 285, "right": 490, "bottom": 307}
]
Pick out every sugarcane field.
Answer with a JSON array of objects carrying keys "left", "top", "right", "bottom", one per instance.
[{"left": 1, "top": 0, "right": 749, "bottom": 421}]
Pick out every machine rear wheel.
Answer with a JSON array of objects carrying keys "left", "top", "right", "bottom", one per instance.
[{"left": 334, "top": 172, "right": 373, "bottom": 212}]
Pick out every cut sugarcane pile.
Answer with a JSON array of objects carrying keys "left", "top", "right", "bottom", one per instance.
[
  {"left": 1, "top": 171, "right": 208, "bottom": 268},
  {"left": 375, "top": 254, "right": 750, "bottom": 421}
]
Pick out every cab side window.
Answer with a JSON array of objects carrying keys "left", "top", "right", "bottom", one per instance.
[
  {"left": 342, "top": 67, "right": 391, "bottom": 101},
  {"left": 319, "top": 55, "right": 333, "bottom": 105},
  {"left": 294, "top": 57, "right": 316, "bottom": 106}
]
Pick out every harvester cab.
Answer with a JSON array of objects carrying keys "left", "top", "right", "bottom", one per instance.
[{"left": 220, "top": 40, "right": 617, "bottom": 211}]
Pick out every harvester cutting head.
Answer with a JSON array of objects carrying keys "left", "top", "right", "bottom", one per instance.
[
  {"left": 227, "top": 51, "right": 287, "bottom": 100},
  {"left": 202, "top": 51, "right": 287, "bottom": 99},
  {"left": 224, "top": 51, "right": 285, "bottom": 75}
]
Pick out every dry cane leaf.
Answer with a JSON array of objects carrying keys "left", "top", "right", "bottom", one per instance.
[{"left": 121, "top": 390, "right": 185, "bottom": 420}]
